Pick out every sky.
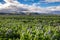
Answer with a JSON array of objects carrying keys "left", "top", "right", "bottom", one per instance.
[{"left": 0, "top": 0, "right": 60, "bottom": 13}]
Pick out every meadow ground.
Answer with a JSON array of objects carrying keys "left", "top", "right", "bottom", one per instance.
[{"left": 0, "top": 15, "right": 60, "bottom": 40}]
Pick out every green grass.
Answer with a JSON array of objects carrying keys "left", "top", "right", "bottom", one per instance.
[{"left": 0, "top": 15, "right": 60, "bottom": 40}]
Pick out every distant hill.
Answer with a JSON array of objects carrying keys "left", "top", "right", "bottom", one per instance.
[
  {"left": 0, "top": 11, "right": 60, "bottom": 15},
  {"left": 51, "top": 11, "right": 60, "bottom": 14}
]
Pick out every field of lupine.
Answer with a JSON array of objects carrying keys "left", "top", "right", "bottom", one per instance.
[{"left": 0, "top": 15, "right": 60, "bottom": 40}]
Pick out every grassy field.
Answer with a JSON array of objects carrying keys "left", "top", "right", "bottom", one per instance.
[{"left": 0, "top": 15, "right": 60, "bottom": 40}]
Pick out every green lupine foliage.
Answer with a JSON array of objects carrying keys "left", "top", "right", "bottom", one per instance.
[{"left": 0, "top": 15, "right": 60, "bottom": 40}]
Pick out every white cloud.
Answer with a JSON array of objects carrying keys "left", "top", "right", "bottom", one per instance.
[
  {"left": 0, "top": 0, "right": 28, "bottom": 13},
  {"left": 46, "top": 6, "right": 60, "bottom": 11},
  {"left": 0, "top": 0, "right": 60, "bottom": 13},
  {"left": 45, "top": 0, "right": 60, "bottom": 2},
  {"left": 4, "top": 0, "right": 19, "bottom": 3},
  {"left": 0, "top": 0, "right": 48, "bottom": 13}
]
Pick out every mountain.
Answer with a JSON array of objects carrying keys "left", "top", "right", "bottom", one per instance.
[
  {"left": 51, "top": 11, "right": 60, "bottom": 14},
  {"left": 0, "top": 10, "right": 60, "bottom": 15}
]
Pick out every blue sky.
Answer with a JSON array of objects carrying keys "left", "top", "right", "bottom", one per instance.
[
  {"left": 0, "top": 0, "right": 60, "bottom": 7},
  {"left": 19, "top": 0, "right": 60, "bottom": 7},
  {"left": 0, "top": 0, "right": 60, "bottom": 13}
]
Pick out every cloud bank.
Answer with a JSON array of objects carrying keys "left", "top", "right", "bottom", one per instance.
[{"left": 0, "top": 0, "right": 60, "bottom": 13}]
